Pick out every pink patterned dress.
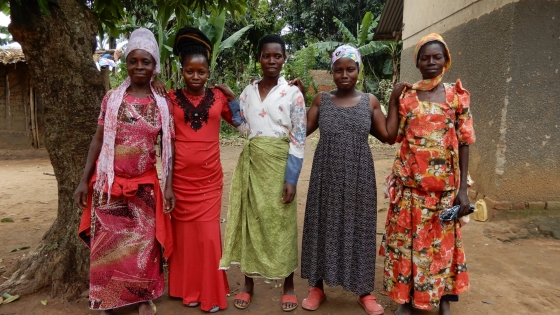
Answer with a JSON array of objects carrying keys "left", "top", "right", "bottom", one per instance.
[{"left": 85, "top": 92, "right": 173, "bottom": 310}]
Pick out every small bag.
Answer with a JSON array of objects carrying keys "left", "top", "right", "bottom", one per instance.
[{"left": 439, "top": 204, "right": 474, "bottom": 221}]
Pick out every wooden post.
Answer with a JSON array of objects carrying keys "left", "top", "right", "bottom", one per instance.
[
  {"left": 29, "top": 86, "right": 38, "bottom": 148},
  {"left": 35, "top": 92, "right": 40, "bottom": 148},
  {"left": 23, "top": 76, "right": 30, "bottom": 140},
  {"left": 5, "top": 72, "right": 10, "bottom": 130}
]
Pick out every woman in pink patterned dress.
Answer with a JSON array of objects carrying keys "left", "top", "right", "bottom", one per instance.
[{"left": 75, "top": 28, "right": 174, "bottom": 315}]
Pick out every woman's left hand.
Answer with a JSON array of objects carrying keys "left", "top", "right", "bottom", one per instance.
[
  {"left": 164, "top": 187, "right": 176, "bottom": 214},
  {"left": 214, "top": 84, "right": 235, "bottom": 102},
  {"left": 454, "top": 188, "right": 471, "bottom": 218},
  {"left": 282, "top": 183, "right": 296, "bottom": 204},
  {"left": 288, "top": 78, "right": 306, "bottom": 96},
  {"left": 151, "top": 79, "right": 168, "bottom": 96}
]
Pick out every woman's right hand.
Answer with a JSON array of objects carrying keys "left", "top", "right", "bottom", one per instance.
[
  {"left": 74, "top": 181, "right": 89, "bottom": 210},
  {"left": 390, "top": 82, "right": 412, "bottom": 100}
]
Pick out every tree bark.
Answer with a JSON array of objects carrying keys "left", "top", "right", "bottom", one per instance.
[{"left": 1, "top": 0, "right": 105, "bottom": 297}]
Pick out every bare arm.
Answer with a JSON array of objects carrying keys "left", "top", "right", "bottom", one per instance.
[
  {"left": 455, "top": 145, "right": 471, "bottom": 217},
  {"left": 164, "top": 139, "right": 176, "bottom": 213},
  {"left": 370, "top": 82, "right": 411, "bottom": 144},
  {"left": 73, "top": 125, "right": 104, "bottom": 209},
  {"left": 306, "top": 93, "right": 321, "bottom": 137}
]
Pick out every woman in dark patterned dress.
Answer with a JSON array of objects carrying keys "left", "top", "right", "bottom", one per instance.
[{"left": 300, "top": 45, "right": 399, "bottom": 315}]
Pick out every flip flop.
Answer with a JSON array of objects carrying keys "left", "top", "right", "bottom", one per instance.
[
  {"left": 148, "top": 300, "right": 157, "bottom": 314},
  {"left": 281, "top": 294, "right": 299, "bottom": 312},
  {"left": 302, "top": 287, "right": 326, "bottom": 311},
  {"left": 358, "top": 295, "right": 384, "bottom": 315},
  {"left": 186, "top": 302, "right": 200, "bottom": 307},
  {"left": 234, "top": 292, "right": 252, "bottom": 310}
]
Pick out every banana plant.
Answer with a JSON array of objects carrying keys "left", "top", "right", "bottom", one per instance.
[
  {"left": 310, "top": 11, "right": 391, "bottom": 91},
  {"left": 194, "top": 9, "right": 254, "bottom": 75}
]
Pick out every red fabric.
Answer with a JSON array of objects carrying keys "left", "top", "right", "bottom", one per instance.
[
  {"left": 165, "top": 87, "right": 233, "bottom": 310},
  {"left": 78, "top": 167, "right": 173, "bottom": 259},
  {"left": 168, "top": 87, "right": 232, "bottom": 221},
  {"left": 168, "top": 220, "right": 229, "bottom": 311}
]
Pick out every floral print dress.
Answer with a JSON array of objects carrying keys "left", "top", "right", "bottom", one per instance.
[{"left": 380, "top": 79, "right": 475, "bottom": 310}]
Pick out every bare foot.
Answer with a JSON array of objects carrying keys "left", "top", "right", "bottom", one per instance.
[
  {"left": 439, "top": 300, "right": 452, "bottom": 315},
  {"left": 138, "top": 301, "right": 156, "bottom": 315},
  {"left": 234, "top": 276, "right": 254, "bottom": 309},
  {"left": 282, "top": 272, "right": 298, "bottom": 311},
  {"left": 396, "top": 301, "right": 412, "bottom": 315}
]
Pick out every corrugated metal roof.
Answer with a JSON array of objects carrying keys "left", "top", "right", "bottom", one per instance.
[{"left": 373, "top": 0, "right": 403, "bottom": 40}]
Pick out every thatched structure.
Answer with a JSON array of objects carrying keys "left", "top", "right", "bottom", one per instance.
[{"left": 0, "top": 47, "right": 44, "bottom": 149}]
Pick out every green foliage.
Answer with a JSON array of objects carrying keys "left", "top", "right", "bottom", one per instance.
[
  {"left": 376, "top": 79, "right": 393, "bottom": 114},
  {"left": 310, "top": 11, "right": 390, "bottom": 92},
  {"left": 284, "top": 46, "right": 318, "bottom": 106},
  {"left": 283, "top": 0, "right": 385, "bottom": 50},
  {"left": 0, "top": 26, "right": 12, "bottom": 45}
]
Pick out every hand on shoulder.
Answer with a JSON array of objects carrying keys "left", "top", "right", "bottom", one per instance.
[{"left": 391, "top": 82, "right": 412, "bottom": 100}]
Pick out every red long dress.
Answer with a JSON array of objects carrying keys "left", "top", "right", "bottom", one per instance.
[{"left": 167, "top": 87, "right": 232, "bottom": 311}]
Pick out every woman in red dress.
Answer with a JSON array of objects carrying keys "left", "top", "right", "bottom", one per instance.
[{"left": 166, "top": 27, "right": 242, "bottom": 313}]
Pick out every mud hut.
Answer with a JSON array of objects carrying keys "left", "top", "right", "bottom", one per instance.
[{"left": 0, "top": 47, "right": 43, "bottom": 149}]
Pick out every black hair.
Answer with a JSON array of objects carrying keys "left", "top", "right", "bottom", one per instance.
[
  {"left": 416, "top": 41, "right": 448, "bottom": 66},
  {"left": 173, "top": 27, "right": 213, "bottom": 67},
  {"left": 257, "top": 34, "right": 286, "bottom": 57}
]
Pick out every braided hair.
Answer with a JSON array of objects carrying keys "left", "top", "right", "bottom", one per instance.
[{"left": 173, "top": 27, "right": 213, "bottom": 67}]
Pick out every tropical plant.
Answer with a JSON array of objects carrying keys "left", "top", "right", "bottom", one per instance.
[
  {"left": 284, "top": 46, "right": 318, "bottom": 106},
  {"left": 283, "top": 0, "right": 385, "bottom": 50},
  {"left": 309, "top": 12, "right": 390, "bottom": 92}
]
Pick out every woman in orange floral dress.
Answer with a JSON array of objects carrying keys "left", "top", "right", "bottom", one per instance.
[{"left": 380, "top": 33, "right": 475, "bottom": 315}]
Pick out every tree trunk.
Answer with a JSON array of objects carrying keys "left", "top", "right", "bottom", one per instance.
[{"left": 1, "top": 0, "right": 105, "bottom": 298}]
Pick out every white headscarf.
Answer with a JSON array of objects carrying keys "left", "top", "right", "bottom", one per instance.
[{"left": 94, "top": 28, "right": 172, "bottom": 200}]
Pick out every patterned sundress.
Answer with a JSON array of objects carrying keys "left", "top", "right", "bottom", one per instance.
[{"left": 301, "top": 92, "right": 378, "bottom": 295}]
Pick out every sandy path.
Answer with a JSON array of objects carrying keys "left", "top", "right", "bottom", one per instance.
[{"left": 0, "top": 145, "right": 559, "bottom": 315}]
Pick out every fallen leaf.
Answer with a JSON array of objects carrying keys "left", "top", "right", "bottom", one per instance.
[
  {"left": 41, "top": 300, "right": 48, "bottom": 305},
  {"left": 2, "top": 293, "right": 20, "bottom": 304},
  {"left": 482, "top": 300, "right": 495, "bottom": 305},
  {"left": 9, "top": 246, "right": 30, "bottom": 253},
  {"left": 1, "top": 217, "right": 14, "bottom": 223}
]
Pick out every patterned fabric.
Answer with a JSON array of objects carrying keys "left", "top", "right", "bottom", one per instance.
[
  {"left": 219, "top": 136, "right": 298, "bottom": 279},
  {"left": 81, "top": 94, "right": 174, "bottom": 310},
  {"left": 392, "top": 80, "right": 475, "bottom": 193},
  {"left": 380, "top": 188, "right": 468, "bottom": 309},
  {"left": 97, "top": 94, "right": 172, "bottom": 177},
  {"left": 301, "top": 92, "right": 377, "bottom": 295},
  {"left": 411, "top": 33, "right": 451, "bottom": 91},
  {"left": 88, "top": 181, "right": 165, "bottom": 310},
  {"left": 172, "top": 88, "right": 216, "bottom": 131},
  {"left": 331, "top": 44, "right": 362, "bottom": 70},
  {"left": 95, "top": 28, "right": 173, "bottom": 198},
  {"left": 238, "top": 77, "right": 306, "bottom": 157},
  {"left": 380, "top": 80, "right": 475, "bottom": 310}
]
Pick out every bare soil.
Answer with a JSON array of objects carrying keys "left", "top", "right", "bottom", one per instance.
[{"left": 0, "top": 143, "right": 559, "bottom": 315}]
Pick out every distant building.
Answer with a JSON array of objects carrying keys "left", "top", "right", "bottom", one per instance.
[{"left": 0, "top": 47, "right": 44, "bottom": 148}]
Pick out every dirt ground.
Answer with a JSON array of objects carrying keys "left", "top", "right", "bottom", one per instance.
[{"left": 0, "top": 142, "right": 559, "bottom": 315}]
